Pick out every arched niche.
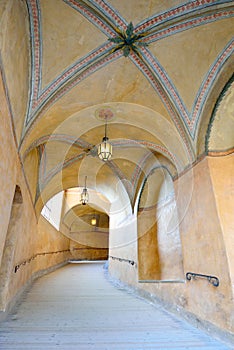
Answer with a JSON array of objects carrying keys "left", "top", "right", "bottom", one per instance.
[
  {"left": 0, "top": 185, "right": 23, "bottom": 311},
  {"left": 196, "top": 68, "right": 234, "bottom": 156},
  {"left": 137, "top": 168, "right": 184, "bottom": 281},
  {"left": 205, "top": 75, "right": 234, "bottom": 155}
]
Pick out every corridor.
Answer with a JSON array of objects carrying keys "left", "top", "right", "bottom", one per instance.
[{"left": 0, "top": 262, "right": 231, "bottom": 350}]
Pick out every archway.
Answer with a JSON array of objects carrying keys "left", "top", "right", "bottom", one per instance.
[{"left": 0, "top": 185, "right": 23, "bottom": 311}]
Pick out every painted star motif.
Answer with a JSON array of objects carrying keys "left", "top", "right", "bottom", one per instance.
[{"left": 109, "top": 22, "right": 148, "bottom": 57}]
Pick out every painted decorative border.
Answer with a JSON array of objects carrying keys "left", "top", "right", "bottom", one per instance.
[
  {"left": 22, "top": 0, "right": 234, "bottom": 205},
  {"left": 129, "top": 51, "right": 194, "bottom": 161},
  {"left": 23, "top": 0, "right": 234, "bottom": 145},
  {"left": 24, "top": 134, "right": 93, "bottom": 159},
  {"left": 138, "top": 193, "right": 175, "bottom": 212},
  {"left": 138, "top": 11, "right": 234, "bottom": 44},
  {"left": 208, "top": 148, "right": 234, "bottom": 157}
]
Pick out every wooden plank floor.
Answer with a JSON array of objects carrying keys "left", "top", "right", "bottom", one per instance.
[{"left": 0, "top": 262, "right": 232, "bottom": 349}]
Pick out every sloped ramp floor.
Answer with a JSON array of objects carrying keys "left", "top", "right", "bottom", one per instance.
[{"left": 0, "top": 262, "right": 232, "bottom": 350}]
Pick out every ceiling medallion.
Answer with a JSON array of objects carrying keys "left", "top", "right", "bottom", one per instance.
[
  {"left": 95, "top": 107, "right": 115, "bottom": 121},
  {"left": 109, "top": 22, "right": 148, "bottom": 57}
]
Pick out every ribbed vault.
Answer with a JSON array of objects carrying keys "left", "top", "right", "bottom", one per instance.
[{"left": 0, "top": 0, "right": 233, "bottom": 221}]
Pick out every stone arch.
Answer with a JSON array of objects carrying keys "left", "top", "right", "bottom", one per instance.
[
  {"left": 196, "top": 65, "right": 234, "bottom": 156},
  {"left": 137, "top": 168, "right": 184, "bottom": 281},
  {"left": 0, "top": 185, "right": 23, "bottom": 311},
  {"left": 205, "top": 74, "right": 234, "bottom": 155}
]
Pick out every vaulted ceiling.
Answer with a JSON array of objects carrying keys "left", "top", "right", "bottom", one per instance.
[{"left": 1, "top": 0, "right": 233, "bottom": 217}]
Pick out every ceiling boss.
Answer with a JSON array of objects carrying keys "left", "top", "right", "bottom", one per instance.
[{"left": 109, "top": 22, "right": 148, "bottom": 57}]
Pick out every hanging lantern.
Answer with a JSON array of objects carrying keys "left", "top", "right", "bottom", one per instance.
[
  {"left": 80, "top": 176, "right": 89, "bottom": 205},
  {"left": 98, "top": 119, "right": 112, "bottom": 161}
]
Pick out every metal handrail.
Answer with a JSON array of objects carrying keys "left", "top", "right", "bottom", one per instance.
[
  {"left": 186, "top": 272, "right": 219, "bottom": 287},
  {"left": 14, "top": 249, "right": 71, "bottom": 273},
  {"left": 109, "top": 255, "right": 136, "bottom": 267}
]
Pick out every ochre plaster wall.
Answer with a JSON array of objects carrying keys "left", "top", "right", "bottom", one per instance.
[
  {"left": 109, "top": 217, "right": 138, "bottom": 287},
  {"left": 0, "top": 72, "right": 72, "bottom": 314},
  {"left": 33, "top": 216, "right": 71, "bottom": 272},
  {"left": 68, "top": 231, "right": 109, "bottom": 249},
  {"left": 208, "top": 154, "right": 234, "bottom": 289},
  {"left": 0, "top": 74, "right": 18, "bottom": 265},
  {"left": 156, "top": 196, "right": 184, "bottom": 280},
  {"left": 0, "top": 0, "right": 29, "bottom": 141},
  {"left": 8, "top": 216, "right": 72, "bottom": 309},
  {"left": 70, "top": 240, "right": 108, "bottom": 261},
  {"left": 175, "top": 157, "right": 233, "bottom": 333},
  {"left": 0, "top": 69, "right": 41, "bottom": 313},
  {"left": 109, "top": 157, "right": 233, "bottom": 335},
  {"left": 1, "top": 208, "right": 72, "bottom": 314},
  {"left": 138, "top": 197, "right": 184, "bottom": 281},
  {"left": 138, "top": 208, "right": 160, "bottom": 280}
]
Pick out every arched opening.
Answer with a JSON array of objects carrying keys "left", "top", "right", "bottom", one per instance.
[
  {"left": 62, "top": 203, "right": 109, "bottom": 262},
  {"left": 205, "top": 75, "right": 234, "bottom": 155},
  {"left": 40, "top": 188, "right": 110, "bottom": 262},
  {"left": 137, "top": 168, "right": 184, "bottom": 281},
  {"left": 0, "top": 185, "right": 23, "bottom": 311},
  {"left": 196, "top": 71, "right": 234, "bottom": 157}
]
